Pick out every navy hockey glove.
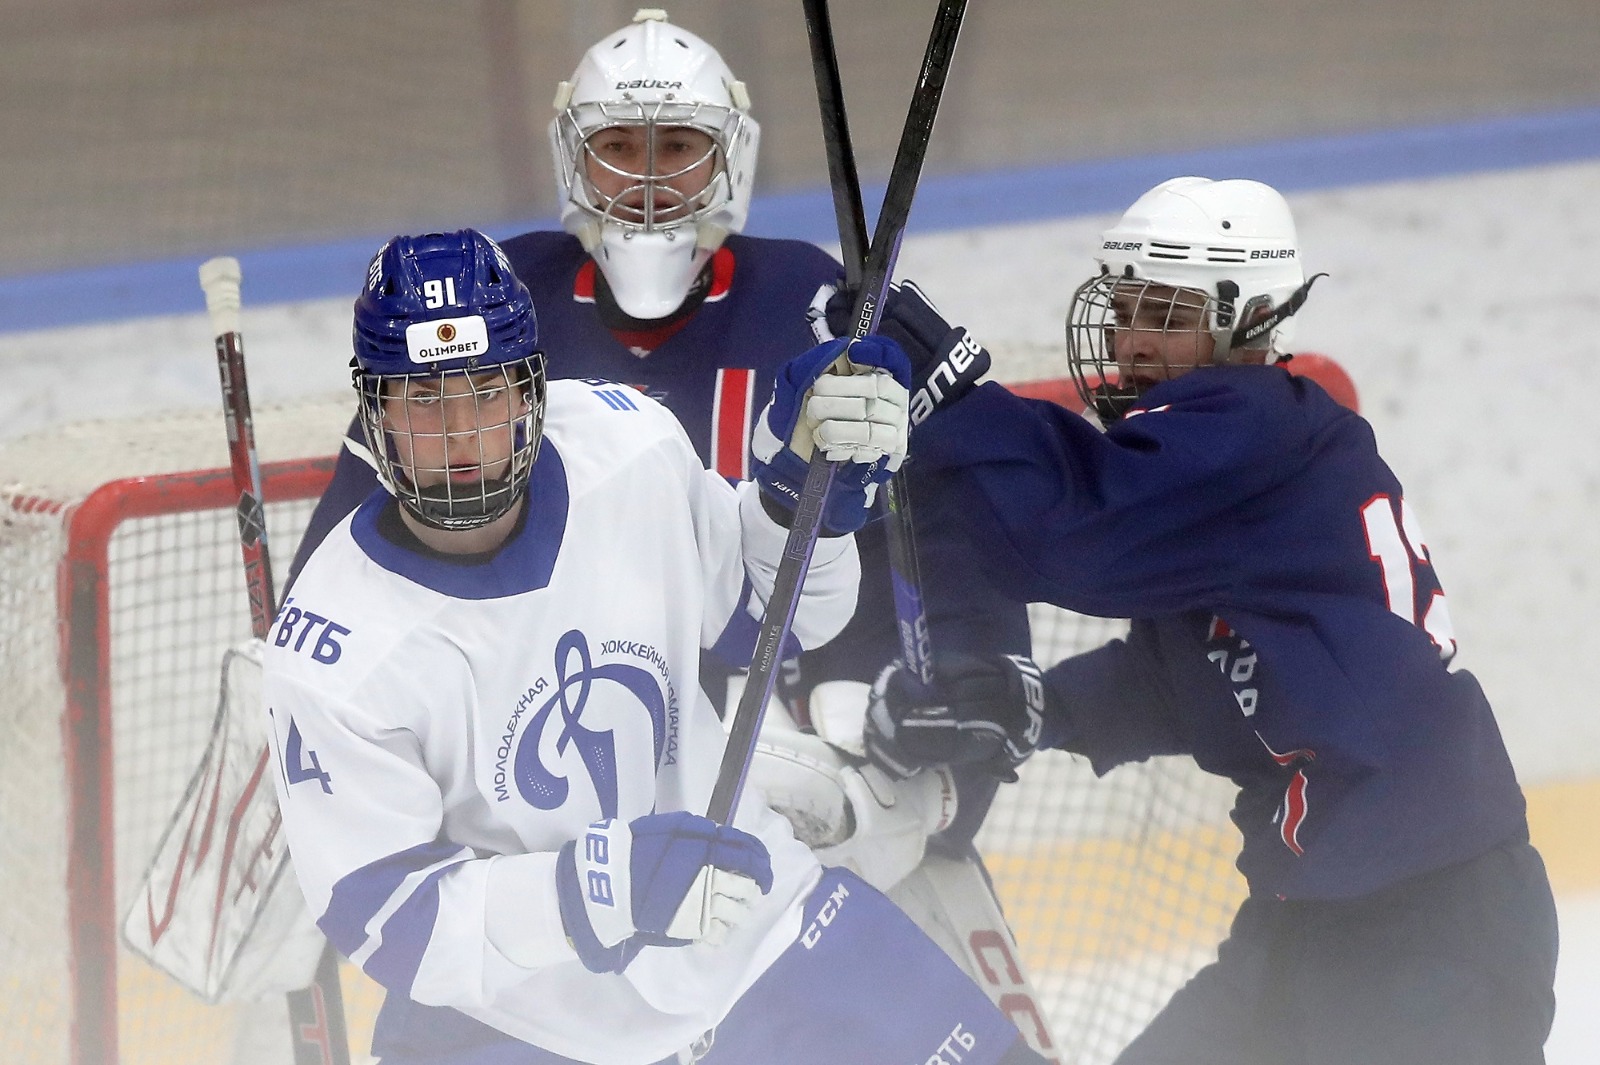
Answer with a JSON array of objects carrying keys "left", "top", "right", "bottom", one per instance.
[
  {"left": 813, "top": 280, "right": 991, "bottom": 425},
  {"left": 751, "top": 335, "right": 911, "bottom": 534},
  {"left": 865, "top": 653, "right": 1046, "bottom": 783},
  {"left": 556, "top": 811, "right": 773, "bottom": 974}
]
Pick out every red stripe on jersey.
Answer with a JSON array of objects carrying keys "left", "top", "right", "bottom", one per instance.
[
  {"left": 1281, "top": 769, "right": 1309, "bottom": 856},
  {"left": 573, "top": 260, "right": 597, "bottom": 304},
  {"left": 612, "top": 317, "right": 691, "bottom": 355},
  {"left": 703, "top": 246, "right": 736, "bottom": 303},
  {"left": 712, "top": 368, "right": 755, "bottom": 480},
  {"left": 1208, "top": 615, "right": 1233, "bottom": 640},
  {"left": 1255, "top": 731, "right": 1315, "bottom": 768}
]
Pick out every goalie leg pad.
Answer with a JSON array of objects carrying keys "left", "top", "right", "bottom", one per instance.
[
  {"left": 705, "top": 868, "right": 1029, "bottom": 1065},
  {"left": 122, "top": 637, "right": 327, "bottom": 1003},
  {"left": 807, "top": 679, "right": 873, "bottom": 757}
]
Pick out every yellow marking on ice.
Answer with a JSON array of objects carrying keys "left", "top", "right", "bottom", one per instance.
[
  {"left": 983, "top": 823, "right": 1245, "bottom": 968},
  {"left": 1526, "top": 776, "right": 1600, "bottom": 894},
  {"left": 979, "top": 775, "right": 1599, "bottom": 977}
]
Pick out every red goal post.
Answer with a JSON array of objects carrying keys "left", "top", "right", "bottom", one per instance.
[{"left": 0, "top": 404, "right": 345, "bottom": 1065}]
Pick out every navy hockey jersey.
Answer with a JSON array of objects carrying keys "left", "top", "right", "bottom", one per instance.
[{"left": 910, "top": 366, "right": 1529, "bottom": 900}]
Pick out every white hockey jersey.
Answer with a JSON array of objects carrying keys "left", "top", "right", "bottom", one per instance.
[{"left": 264, "top": 380, "right": 861, "bottom": 1064}]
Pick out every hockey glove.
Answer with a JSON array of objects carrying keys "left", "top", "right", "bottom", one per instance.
[
  {"left": 865, "top": 652, "right": 1047, "bottom": 783},
  {"left": 751, "top": 335, "right": 911, "bottom": 534},
  {"left": 556, "top": 810, "right": 773, "bottom": 974},
  {"left": 811, "top": 279, "right": 991, "bottom": 426}
]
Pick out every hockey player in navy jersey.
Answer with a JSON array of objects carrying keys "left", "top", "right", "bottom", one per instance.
[
  {"left": 862, "top": 178, "right": 1560, "bottom": 1064},
  {"left": 266, "top": 227, "right": 1050, "bottom": 1065},
  {"left": 285, "top": 10, "right": 1026, "bottom": 886},
  {"left": 286, "top": 9, "right": 825, "bottom": 575}
]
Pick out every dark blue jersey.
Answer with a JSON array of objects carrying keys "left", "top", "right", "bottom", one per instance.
[
  {"left": 287, "top": 231, "right": 1028, "bottom": 696},
  {"left": 910, "top": 366, "right": 1529, "bottom": 900},
  {"left": 502, "top": 231, "right": 834, "bottom": 479}
]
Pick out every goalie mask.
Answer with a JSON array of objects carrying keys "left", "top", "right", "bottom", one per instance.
[
  {"left": 352, "top": 229, "right": 547, "bottom": 531},
  {"left": 550, "top": 8, "right": 759, "bottom": 320},
  {"left": 1067, "top": 177, "right": 1319, "bottom": 422}
]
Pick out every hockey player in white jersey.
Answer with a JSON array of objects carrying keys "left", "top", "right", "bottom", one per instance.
[{"left": 265, "top": 228, "right": 1047, "bottom": 1065}]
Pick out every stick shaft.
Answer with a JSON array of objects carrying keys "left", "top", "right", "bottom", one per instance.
[
  {"left": 214, "top": 330, "right": 277, "bottom": 639},
  {"left": 802, "top": 0, "right": 868, "bottom": 283},
  {"left": 708, "top": 0, "right": 970, "bottom": 824},
  {"left": 201, "top": 256, "right": 276, "bottom": 639},
  {"left": 199, "top": 257, "right": 351, "bottom": 1065},
  {"left": 804, "top": 0, "right": 940, "bottom": 686}
]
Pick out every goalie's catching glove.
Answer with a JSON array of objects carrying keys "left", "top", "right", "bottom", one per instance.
[
  {"left": 750, "top": 725, "right": 957, "bottom": 893},
  {"left": 556, "top": 811, "right": 773, "bottom": 974},
  {"left": 752, "top": 334, "right": 911, "bottom": 534},
  {"left": 810, "top": 279, "right": 991, "bottom": 426},
  {"left": 865, "top": 653, "right": 1047, "bottom": 782}
]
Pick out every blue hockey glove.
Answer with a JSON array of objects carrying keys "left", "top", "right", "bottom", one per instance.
[
  {"left": 556, "top": 810, "right": 774, "bottom": 974},
  {"left": 865, "top": 653, "right": 1047, "bottom": 783},
  {"left": 813, "top": 280, "right": 991, "bottom": 425},
  {"left": 751, "top": 335, "right": 911, "bottom": 534}
]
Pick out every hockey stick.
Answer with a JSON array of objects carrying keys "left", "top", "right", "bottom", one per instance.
[
  {"left": 201, "top": 257, "right": 352, "bottom": 1065},
  {"left": 709, "top": 0, "right": 968, "bottom": 825},
  {"left": 796, "top": 9, "right": 1064, "bottom": 1061},
  {"left": 802, "top": 0, "right": 934, "bottom": 687}
]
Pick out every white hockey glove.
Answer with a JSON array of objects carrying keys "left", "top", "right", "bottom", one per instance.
[
  {"left": 751, "top": 728, "right": 957, "bottom": 893},
  {"left": 555, "top": 811, "right": 773, "bottom": 974},
  {"left": 809, "top": 279, "right": 992, "bottom": 425},
  {"left": 866, "top": 653, "right": 1048, "bottom": 783},
  {"left": 752, "top": 335, "right": 911, "bottom": 534}
]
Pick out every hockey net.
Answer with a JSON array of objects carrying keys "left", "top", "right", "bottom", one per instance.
[
  {"left": 970, "top": 382, "right": 1245, "bottom": 1065},
  {"left": 0, "top": 401, "right": 355, "bottom": 1065},
  {"left": 0, "top": 386, "right": 1241, "bottom": 1065}
]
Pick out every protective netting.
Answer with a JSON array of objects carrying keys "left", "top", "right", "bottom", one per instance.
[
  {"left": 0, "top": 494, "right": 75, "bottom": 1064},
  {"left": 978, "top": 606, "right": 1242, "bottom": 1065},
  {"left": 0, "top": 404, "right": 348, "bottom": 1065}
]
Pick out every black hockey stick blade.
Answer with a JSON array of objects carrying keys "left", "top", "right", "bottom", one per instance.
[{"left": 708, "top": 0, "right": 971, "bottom": 825}]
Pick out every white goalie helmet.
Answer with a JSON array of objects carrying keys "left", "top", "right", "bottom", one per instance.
[
  {"left": 550, "top": 9, "right": 760, "bottom": 320},
  {"left": 1067, "top": 177, "right": 1319, "bottom": 421}
]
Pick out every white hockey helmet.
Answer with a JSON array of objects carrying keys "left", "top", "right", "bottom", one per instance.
[
  {"left": 550, "top": 9, "right": 760, "bottom": 320},
  {"left": 1067, "top": 177, "right": 1319, "bottom": 420}
]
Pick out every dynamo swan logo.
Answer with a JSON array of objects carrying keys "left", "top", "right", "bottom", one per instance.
[{"left": 512, "top": 629, "right": 667, "bottom": 820}]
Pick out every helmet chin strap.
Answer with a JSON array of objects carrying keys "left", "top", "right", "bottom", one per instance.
[
  {"left": 407, "top": 475, "right": 525, "bottom": 531},
  {"left": 1214, "top": 273, "right": 1326, "bottom": 363}
]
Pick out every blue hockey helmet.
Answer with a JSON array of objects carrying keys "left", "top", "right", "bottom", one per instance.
[{"left": 351, "top": 229, "right": 548, "bottom": 531}]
